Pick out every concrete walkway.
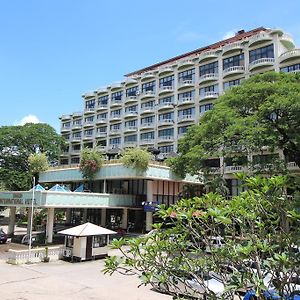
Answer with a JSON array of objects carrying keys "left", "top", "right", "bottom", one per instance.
[{"left": 0, "top": 259, "right": 171, "bottom": 300}]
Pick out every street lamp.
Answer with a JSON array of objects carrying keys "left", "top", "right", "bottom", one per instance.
[{"left": 27, "top": 176, "right": 35, "bottom": 263}]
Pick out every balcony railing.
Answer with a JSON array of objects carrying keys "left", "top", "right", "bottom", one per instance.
[
  {"left": 140, "top": 106, "right": 155, "bottom": 113},
  {"left": 199, "top": 73, "right": 219, "bottom": 84},
  {"left": 279, "top": 49, "right": 300, "bottom": 63},
  {"left": 224, "top": 165, "right": 247, "bottom": 174},
  {"left": 71, "top": 136, "right": 82, "bottom": 142},
  {"left": 159, "top": 85, "right": 174, "bottom": 94},
  {"left": 124, "top": 110, "right": 138, "bottom": 117},
  {"left": 223, "top": 66, "right": 245, "bottom": 77},
  {"left": 200, "top": 92, "right": 219, "bottom": 101},
  {"left": 97, "top": 104, "right": 108, "bottom": 110},
  {"left": 96, "top": 118, "right": 107, "bottom": 124},
  {"left": 248, "top": 32, "right": 272, "bottom": 46},
  {"left": 157, "top": 102, "right": 174, "bottom": 110},
  {"left": 84, "top": 107, "right": 95, "bottom": 114},
  {"left": 199, "top": 49, "right": 220, "bottom": 62},
  {"left": 178, "top": 79, "right": 195, "bottom": 89},
  {"left": 158, "top": 136, "right": 174, "bottom": 142},
  {"left": 140, "top": 122, "right": 155, "bottom": 129},
  {"left": 140, "top": 138, "right": 155, "bottom": 145},
  {"left": 95, "top": 132, "right": 107, "bottom": 138},
  {"left": 124, "top": 126, "right": 137, "bottom": 132},
  {"left": 124, "top": 141, "right": 137, "bottom": 147},
  {"left": 158, "top": 119, "right": 174, "bottom": 126},
  {"left": 158, "top": 66, "right": 173, "bottom": 75},
  {"left": 249, "top": 58, "right": 275, "bottom": 70},
  {"left": 110, "top": 114, "right": 122, "bottom": 120},
  {"left": 111, "top": 99, "right": 123, "bottom": 106},
  {"left": 125, "top": 95, "right": 138, "bottom": 103},
  {"left": 222, "top": 42, "right": 243, "bottom": 54},
  {"left": 140, "top": 90, "right": 155, "bottom": 98},
  {"left": 177, "top": 97, "right": 195, "bottom": 105},
  {"left": 287, "top": 162, "right": 300, "bottom": 170},
  {"left": 178, "top": 59, "right": 194, "bottom": 69},
  {"left": 178, "top": 115, "right": 195, "bottom": 122},
  {"left": 83, "top": 121, "right": 94, "bottom": 127}
]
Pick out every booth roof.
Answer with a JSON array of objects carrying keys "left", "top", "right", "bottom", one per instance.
[{"left": 58, "top": 222, "right": 117, "bottom": 236}]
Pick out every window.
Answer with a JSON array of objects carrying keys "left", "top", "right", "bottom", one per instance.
[
  {"left": 124, "top": 135, "right": 137, "bottom": 142},
  {"left": 98, "top": 95, "right": 109, "bottom": 105},
  {"left": 178, "top": 90, "right": 195, "bottom": 100},
  {"left": 97, "top": 126, "right": 107, "bottom": 133},
  {"left": 63, "top": 134, "right": 70, "bottom": 140},
  {"left": 159, "top": 112, "right": 174, "bottom": 121},
  {"left": 178, "top": 68, "right": 195, "bottom": 82},
  {"left": 111, "top": 91, "right": 123, "bottom": 101},
  {"left": 178, "top": 107, "right": 195, "bottom": 117},
  {"left": 84, "top": 129, "right": 93, "bottom": 136},
  {"left": 159, "top": 145, "right": 174, "bottom": 154},
  {"left": 200, "top": 103, "right": 213, "bottom": 114},
  {"left": 223, "top": 54, "right": 244, "bottom": 70},
  {"left": 140, "top": 131, "right": 154, "bottom": 140},
  {"left": 223, "top": 79, "right": 242, "bottom": 90},
  {"left": 199, "top": 85, "right": 218, "bottom": 97},
  {"left": 97, "top": 112, "right": 107, "bottom": 120},
  {"left": 249, "top": 44, "right": 274, "bottom": 63},
  {"left": 126, "top": 86, "right": 139, "bottom": 97},
  {"left": 199, "top": 61, "right": 218, "bottom": 76},
  {"left": 111, "top": 109, "right": 121, "bottom": 117},
  {"left": 85, "top": 99, "right": 95, "bottom": 109},
  {"left": 158, "top": 128, "right": 174, "bottom": 137},
  {"left": 159, "top": 75, "right": 174, "bottom": 87},
  {"left": 142, "top": 81, "right": 156, "bottom": 92},
  {"left": 159, "top": 96, "right": 174, "bottom": 105},
  {"left": 71, "top": 157, "right": 80, "bottom": 164},
  {"left": 63, "top": 122, "right": 71, "bottom": 128},
  {"left": 125, "top": 120, "right": 137, "bottom": 127},
  {"left": 73, "top": 119, "right": 82, "bottom": 125},
  {"left": 125, "top": 105, "right": 137, "bottom": 112},
  {"left": 73, "top": 132, "right": 81, "bottom": 138},
  {"left": 280, "top": 63, "right": 300, "bottom": 73},
  {"left": 109, "top": 137, "right": 121, "bottom": 145},
  {"left": 110, "top": 123, "right": 121, "bottom": 130},
  {"left": 84, "top": 116, "right": 94, "bottom": 122},
  {"left": 141, "top": 116, "right": 154, "bottom": 124},
  {"left": 178, "top": 126, "right": 190, "bottom": 135},
  {"left": 93, "top": 236, "right": 106, "bottom": 248}
]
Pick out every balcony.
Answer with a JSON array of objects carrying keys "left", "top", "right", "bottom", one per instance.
[
  {"left": 97, "top": 104, "right": 108, "bottom": 111},
  {"left": 73, "top": 112, "right": 83, "bottom": 118},
  {"left": 199, "top": 73, "right": 219, "bottom": 84},
  {"left": 61, "top": 126, "right": 71, "bottom": 132},
  {"left": 177, "top": 59, "right": 194, "bottom": 69},
  {"left": 279, "top": 49, "right": 300, "bottom": 63},
  {"left": 178, "top": 115, "right": 195, "bottom": 123},
  {"left": 84, "top": 107, "right": 95, "bottom": 114},
  {"left": 248, "top": 32, "right": 272, "bottom": 47},
  {"left": 177, "top": 133, "right": 186, "bottom": 139},
  {"left": 110, "top": 99, "right": 123, "bottom": 107},
  {"left": 124, "top": 110, "right": 138, "bottom": 118},
  {"left": 280, "top": 33, "right": 295, "bottom": 49},
  {"left": 249, "top": 58, "right": 275, "bottom": 71},
  {"left": 124, "top": 126, "right": 137, "bottom": 132},
  {"left": 96, "top": 88, "right": 108, "bottom": 94},
  {"left": 199, "top": 49, "right": 220, "bottom": 62},
  {"left": 178, "top": 79, "right": 195, "bottom": 89},
  {"left": 95, "top": 132, "right": 107, "bottom": 138},
  {"left": 110, "top": 83, "right": 123, "bottom": 91},
  {"left": 70, "top": 149, "right": 81, "bottom": 155},
  {"left": 158, "top": 119, "right": 174, "bottom": 126},
  {"left": 158, "top": 85, "right": 174, "bottom": 95},
  {"left": 140, "top": 106, "right": 155, "bottom": 114},
  {"left": 125, "top": 95, "right": 138, "bottom": 104},
  {"left": 287, "top": 162, "right": 300, "bottom": 171},
  {"left": 158, "top": 66, "right": 173, "bottom": 75},
  {"left": 222, "top": 42, "right": 244, "bottom": 55},
  {"left": 96, "top": 118, "right": 107, "bottom": 124},
  {"left": 83, "top": 121, "right": 94, "bottom": 127},
  {"left": 223, "top": 66, "right": 245, "bottom": 77},
  {"left": 140, "top": 138, "right": 155, "bottom": 145},
  {"left": 72, "top": 124, "right": 82, "bottom": 130},
  {"left": 158, "top": 136, "right": 174, "bottom": 143},
  {"left": 140, "top": 90, "right": 155, "bottom": 99},
  {"left": 110, "top": 128, "right": 121, "bottom": 135},
  {"left": 61, "top": 114, "right": 71, "bottom": 120},
  {"left": 224, "top": 165, "right": 247, "bottom": 174},
  {"left": 177, "top": 97, "right": 195, "bottom": 106},
  {"left": 140, "top": 122, "right": 155, "bottom": 130},
  {"left": 110, "top": 114, "right": 122, "bottom": 121},
  {"left": 141, "top": 72, "right": 155, "bottom": 81},
  {"left": 157, "top": 102, "right": 174, "bottom": 111},
  {"left": 71, "top": 136, "right": 82, "bottom": 142},
  {"left": 96, "top": 146, "right": 106, "bottom": 152},
  {"left": 124, "top": 141, "right": 137, "bottom": 148},
  {"left": 83, "top": 134, "right": 94, "bottom": 140},
  {"left": 199, "top": 92, "right": 219, "bottom": 101}
]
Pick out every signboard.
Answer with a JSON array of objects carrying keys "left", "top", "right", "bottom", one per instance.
[{"left": 143, "top": 201, "right": 159, "bottom": 212}]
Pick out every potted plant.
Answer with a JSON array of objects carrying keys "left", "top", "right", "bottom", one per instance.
[{"left": 42, "top": 246, "right": 50, "bottom": 262}]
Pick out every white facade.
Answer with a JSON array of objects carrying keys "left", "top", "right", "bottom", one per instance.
[{"left": 60, "top": 27, "right": 300, "bottom": 165}]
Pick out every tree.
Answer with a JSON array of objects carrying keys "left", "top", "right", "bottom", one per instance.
[
  {"left": 169, "top": 72, "right": 300, "bottom": 178},
  {"left": 121, "top": 148, "right": 151, "bottom": 173},
  {"left": 79, "top": 148, "right": 103, "bottom": 181},
  {"left": 0, "top": 123, "right": 63, "bottom": 190},
  {"left": 28, "top": 152, "right": 49, "bottom": 182},
  {"left": 104, "top": 175, "right": 300, "bottom": 299}
]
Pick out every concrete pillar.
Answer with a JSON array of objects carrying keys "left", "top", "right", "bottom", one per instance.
[
  {"left": 121, "top": 208, "right": 128, "bottom": 229},
  {"left": 103, "top": 179, "right": 107, "bottom": 193},
  {"left": 83, "top": 208, "right": 88, "bottom": 223},
  {"left": 65, "top": 208, "right": 72, "bottom": 223},
  {"left": 8, "top": 207, "right": 16, "bottom": 235},
  {"left": 27, "top": 208, "right": 32, "bottom": 234},
  {"left": 46, "top": 208, "right": 55, "bottom": 244},
  {"left": 146, "top": 180, "right": 154, "bottom": 231},
  {"left": 101, "top": 208, "right": 106, "bottom": 227}
]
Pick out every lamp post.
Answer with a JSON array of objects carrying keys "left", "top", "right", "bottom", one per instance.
[{"left": 27, "top": 176, "right": 35, "bottom": 263}]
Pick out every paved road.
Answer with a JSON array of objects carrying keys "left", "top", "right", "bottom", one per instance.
[{"left": 0, "top": 256, "right": 171, "bottom": 300}]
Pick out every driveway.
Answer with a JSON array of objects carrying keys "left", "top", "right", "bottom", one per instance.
[{"left": 0, "top": 258, "right": 171, "bottom": 300}]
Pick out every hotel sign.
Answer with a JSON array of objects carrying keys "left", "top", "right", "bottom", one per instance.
[{"left": 0, "top": 192, "right": 40, "bottom": 207}]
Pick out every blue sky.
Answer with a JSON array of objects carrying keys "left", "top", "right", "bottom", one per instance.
[{"left": 1, "top": 0, "right": 300, "bottom": 132}]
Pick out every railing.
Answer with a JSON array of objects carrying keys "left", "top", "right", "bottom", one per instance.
[
  {"left": 124, "top": 110, "right": 138, "bottom": 117},
  {"left": 158, "top": 136, "right": 174, "bottom": 142},
  {"left": 199, "top": 73, "right": 219, "bottom": 83},
  {"left": 157, "top": 102, "right": 174, "bottom": 109},
  {"left": 124, "top": 126, "right": 137, "bottom": 131},
  {"left": 140, "top": 106, "right": 155, "bottom": 113},
  {"left": 279, "top": 49, "right": 300, "bottom": 62},
  {"left": 248, "top": 32, "right": 272, "bottom": 45},
  {"left": 97, "top": 104, "right": 108, "bottom": 109},
  {"left": 158, "top": 66, "right": 173, "bottom": 74},
  {"left": 178, "top": 79, "right": 195, "bottom": 88},
  {"left": 140, "top": 122, "right": 155, "bottom": 129},
  {"left": 223, "top": 66, "right": 245, "bottom": 76},
  {"left": 222, "top": 42, "right": 243, "bottom": 53},
  {"left": 200, "top": 92, "right": 219, "bottom": 100},
  {"left": 224, "top": 165, "right": 247, "bottom": 173},
  {"left": 199, "top": 49, "right": 219, "bottom": 61},
  {"left": 84, "top": 107, "right": 95, "bottom": 113},
  {"left": 61, "top": 114, "right": 71, "bottom": 120},
  {"left": 178, "top": 59, "right": 194, "bottom": 68},
  {"left": 249, "top": 58, "right": 275, "bottom": 69},
  {"left": 96, "top": 118, "right": 107, "bottom": 123},
  {"left": 125, "top": 95, "right": 137, "bottom": 102},
  {"left": 111, "top": 99, "right": 122, "bottom": 105},
  {"left": 178, "top": 115, "right": 194, "bottom": 122},
  {"left": 159, "top": 85, "right": 173, "bottom": 93},
  {"left": 140, "top": 90, "right": 155, "bottom": 97},
  {"left": 178, "top": 97, "right": 194, "bottom": 105},
  {"left": 158, "top": 119, "right": 174, "bottom": 125},
  {"left": 287, "top": 162, "right": 299, "bottom": 170},
  {"left": 7, "top": 246, "right": 63, "bottom": 265}
]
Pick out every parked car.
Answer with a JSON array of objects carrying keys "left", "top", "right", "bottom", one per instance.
[
  {"left": 21, "top": 234, "right": 37, "bottom": 245},
  {"left": 0, "top": 228, "right": 7, "bottom": 244}
]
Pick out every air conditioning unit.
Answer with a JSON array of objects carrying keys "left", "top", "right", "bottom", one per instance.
[{"left": 63, "top": 249, "right": 72, "bottom": 257}]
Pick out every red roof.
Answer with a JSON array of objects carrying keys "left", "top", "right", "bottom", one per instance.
[{"left": 125, "top": 27, "right": 267, "bottom": 77}]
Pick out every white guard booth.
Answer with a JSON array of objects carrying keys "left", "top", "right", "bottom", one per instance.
[{"left": 58, "top": 222, "right": 117, "bottom": 262}]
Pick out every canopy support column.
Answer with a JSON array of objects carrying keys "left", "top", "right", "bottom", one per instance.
[{"left": 46, "top": 208, "right": 55, "bottom": 244}]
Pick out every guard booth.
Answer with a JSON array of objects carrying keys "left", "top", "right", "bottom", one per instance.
[{"left": 58, "top": 222, "right": 117, "bottom": 262}]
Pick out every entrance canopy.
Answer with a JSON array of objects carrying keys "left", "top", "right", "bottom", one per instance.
[
  {"left": 30, "top": 184, "right": 45, "bottom": 191},
  {"left": 49, "top": 184, "right": 69, "bottom": 192},
  {"left": 58, "top": 222, "right": 117, "bottom": 237}
]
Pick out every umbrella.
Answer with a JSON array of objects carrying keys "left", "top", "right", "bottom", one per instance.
[
  {"left": 74, "top": 184, "right": 84, "bottom": 192},
  {"left": 49, "top": 184, "right": 69, "bottom": 192},
  {"left": 30, "top": 184, "right": 45, "bottom": 191},
  {"left": 58, "top": 222, "right": 117, "bottom": 236}
]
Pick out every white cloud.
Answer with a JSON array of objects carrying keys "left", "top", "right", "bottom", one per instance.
[
  {"left": 15, "top": 114, "right": 40, "bottom": 126},
  {"left": 222, "top": 30, "right": 236, "bottom": 40}
]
